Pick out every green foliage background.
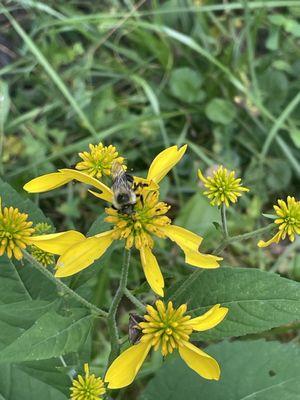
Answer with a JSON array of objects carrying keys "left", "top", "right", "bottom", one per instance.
[{"left": 0, "top": 1, "right": 300, "bottom": 399}]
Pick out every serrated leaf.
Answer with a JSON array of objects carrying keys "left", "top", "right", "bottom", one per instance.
[
  {"left": 0, "top": 308, "right": 92, "bottom": 363},
  {"left": 141, "top": 340, "right": 300, "bottom": 400},
  {"left": 168, "top": 267, "right": 300, "bottom": 340}
]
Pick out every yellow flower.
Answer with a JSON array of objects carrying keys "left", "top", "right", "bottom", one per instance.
[
  {"left": 105, "top": 300, "right": 228, "bottom": 389},
  {"left": 258, "top": 196, "right": 300, "bottom": 248},
  {"left": 25, "top": 145, "right": 222, "bottom": 296},
  {"left": 70, "top": 363, "right": 105, "bottom": 400},
  {"left": 198, "top": 165, "right": 249, "bottom": 207},
  {"left": 75, "top": 143, "right": 124, "bottom": 178},
  {"left": 0, "top": 197, "right": 86, "bottom": 260}
]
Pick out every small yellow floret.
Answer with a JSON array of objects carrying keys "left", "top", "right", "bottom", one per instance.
[
  {"left": 75, "top": 143, "right": 124, "bottom": 178},
  {"left": 70, "top": 363, "right": 106, "bottom": 400},
  {"left": 0, "top": 198, "right": 35, "bottom": 260},
  {"left": 198, "top": 165, "right": 249, "bottom": 207}
]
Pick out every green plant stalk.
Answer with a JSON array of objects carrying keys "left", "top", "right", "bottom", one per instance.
[
  {"left": 23, "top": 250, "right": 108, "bottom": 317},
  {"left": 221, "top": 204, "right": 229, "bottom": 239},
  {"left": 124, "top": 288, "right": 146, "bottom": 312},
  {"left": 170, "top": 224, "right": 274, "bottom": 302},
  {"left": 107, "top": 249, "right": 131, "bottom": 365}
]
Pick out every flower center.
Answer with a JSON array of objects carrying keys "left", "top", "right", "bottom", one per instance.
[
  {"left": 105, "top": 190, "right": 171, "bottom": 249},
  {"left": 139, "top": 301, "right": 193, "bottom": 356},
  {"left": 0, "top": 202, "right": 35, "bottom": 260}
]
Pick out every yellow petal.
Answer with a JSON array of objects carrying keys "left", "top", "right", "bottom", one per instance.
[
  {"left": 257, "top": 231, "right": 281, "bottom": 248},
  {"left": 55, "top": 231, "right": 114, "bottom": 277},
  {"left": 28, "top": 231, "right": 86, "bottom": 255},
  {"left": 147, "top": 145, "right": 187, "bottom": 183},
  {"left": 140, "top": 246, "right": 164, "bottom": 297},
  {"left": 179, "top": 341, "right": 220, "bottom": 380},
  {"left": 59, "top": 169, "right": 113, "bottom": 202},
  {"left": 23, "top": 173, "right": 72, "bottom": 193},
  {"left": 161, "top": 225, "right": 222, "bottom": 268},
  {"left": 105, "top": 341, "right": 151, "bottom": 389},
  {"left": 190, "top": 304, "right": 228, "bottom": 331},
  {"left": 88, "top": 189, "right": 113, "bottom": 202}
]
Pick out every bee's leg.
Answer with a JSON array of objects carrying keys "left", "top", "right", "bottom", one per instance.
[
  {"left": 140, "top": 195, "right": 144, "bottom": 207},
  {"left": 111, "top": 204, "right": 118, "bottom": 210}
]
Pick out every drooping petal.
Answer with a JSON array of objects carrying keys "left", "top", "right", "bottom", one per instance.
[
  {"left": 147, "top": 145, "right": 187, "bottom": 184},
  {"left": 161, "top": 225, "right": 222, "bottom": 268},
  {"left": 179, "top": 341, "right": 220, "bottom": 380},
  {"left": 28, "top": 231, "right": 86, "bottom": 255},
  {"left": 59, "top": 169, "right": 113, "bottom": 202},
  {"left": 105, "top": 341, "right": 151, "bottom": 389},
  {"left": 140, "top": 246, "right": 164, "bottom": 297},
  {"left": 189, "top": 304, "right": 228, "bottom": 331},
  {"left": 257, "top": 231, "right": 281, "bottom": 248},
  {"left": 55, "top": 231, "right": 114, "bottom": 277},
  {"left": 23, "top": 173, "right": 72, "bottom": 193}
]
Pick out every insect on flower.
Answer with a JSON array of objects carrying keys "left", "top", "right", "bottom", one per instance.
[
  {"left": 105, "top": 301, "right": 229, "bottom": 389},
  {"left": 24, "top": 145, "right": 222, "bottom": 296}
]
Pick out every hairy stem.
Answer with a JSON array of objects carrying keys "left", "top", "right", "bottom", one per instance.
[
  {"left": 23, "top": 250, "right": 108, "bottom": 317},
  {"left": 221, "top": 204, "right": 229, "bottom": 239},
  {"left": 124, "top": 288, "right": 146, "bottom": 312},
  {"left": 107, "top": 249, "right": 131, "bottom": 364}
]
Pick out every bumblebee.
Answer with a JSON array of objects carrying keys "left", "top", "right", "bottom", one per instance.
[
  {"left": 111, "top": 162, "right": 137, "bottom": 215},
  {"left": 128, "top": 313, "right": 145, "bottom": 344}
]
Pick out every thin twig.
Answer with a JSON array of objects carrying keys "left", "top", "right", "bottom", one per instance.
[{"left": 124, "top": 288, "right": 146, "bottom": 312}]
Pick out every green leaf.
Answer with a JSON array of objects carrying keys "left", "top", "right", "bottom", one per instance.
[
  {"left": 0, "top": 308, "right": 92, "bottom": 363},
  {"left": 169, "top": 67, "right": 205, "bottom": 103},
  {"left": 141, "top": 340, "right": 300, "bottom": 400},
  {"left": 289, "top": 128, "right": 300, "bottom": 148},
  {"left": 0, "top": 360, "right": 69, "bottom": 399},
  {"left": 205, "top": 98, "right": 236, "bottom": 125},
  {"left": 168, "top": 267, "right": 300, "bottom": 340}
]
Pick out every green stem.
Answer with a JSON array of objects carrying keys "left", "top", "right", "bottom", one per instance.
[
  {"left": 124, "top": 288, "right": 146, "bottom": 312},
  {"left": 23, "top": 251, "right": 108, "bottom": 318},
  {"left": 221, "top": 204, "right": 229, "bottom": 239},
  {"left": 107, "top": 249, "right": 131, "bottom": 364},
  {"left": 213, "top": 223, "right": 274, "bottom": 255}
]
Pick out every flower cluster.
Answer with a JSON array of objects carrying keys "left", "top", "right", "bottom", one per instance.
[
  {"left": 25, "top": 144, "right": 221, "bottom": 297},
  {"left": 22, "top": 142, "right": 295, "bottom": 395}
]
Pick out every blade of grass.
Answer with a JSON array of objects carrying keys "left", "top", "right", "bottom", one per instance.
[
  {"left": 8, "top": 110, "right": 185, "bottom": 177},
  {"left": 260, "top": 92, "right": 300, "bottom": 159},
  {"left": 2, "top": 6, "right": 98, "bottom": 138}
]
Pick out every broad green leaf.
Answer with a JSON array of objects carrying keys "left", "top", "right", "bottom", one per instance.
[
  {"left": 0, "top": 308, "right": 92, "bottom": 363},
  {"left": 168, "top": 267, "right": 300, "bottom": 340},
  {"left": 0, "top": 360, "right": 69, "bottom": 400},
  {"left": 141, "top": 340, "right": 300, "bottom": 400},
  {"left": 205, "top": 98, "right": 236, "bottom": 125},
  {"left": 169, "top": 67, "right": 204, "bottom": 103}
]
